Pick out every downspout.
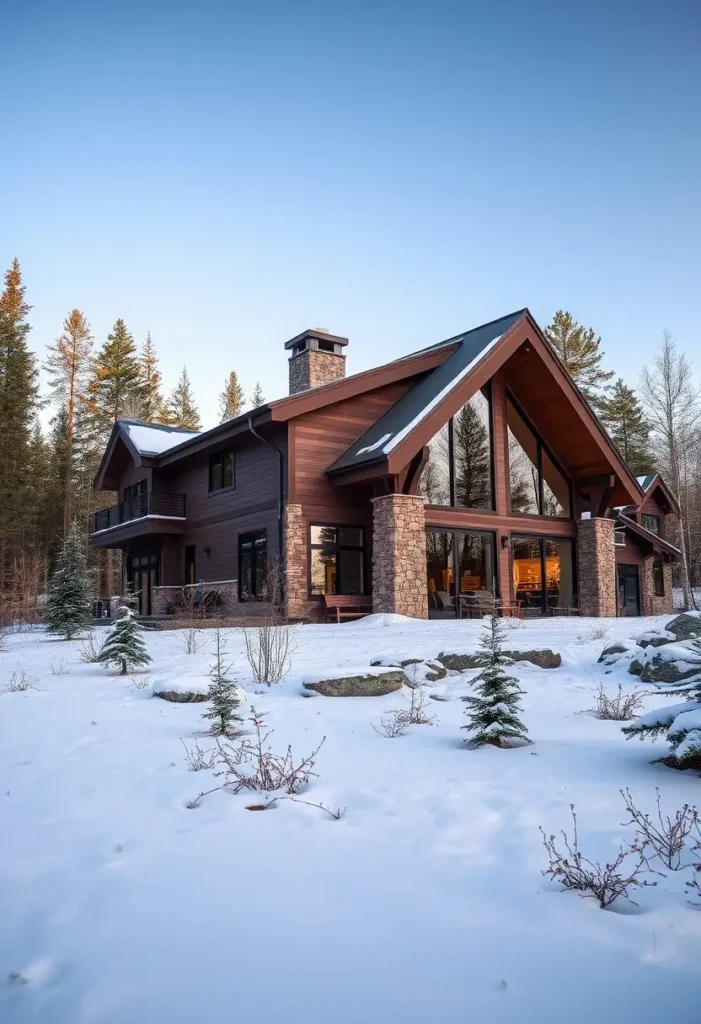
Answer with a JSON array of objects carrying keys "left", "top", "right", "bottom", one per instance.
[{"left": 247, "top": 416, "right": 285, "bottom": 595}]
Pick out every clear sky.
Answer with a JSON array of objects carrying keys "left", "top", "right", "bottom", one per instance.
[{"left": 2, "top": 0, "right": 700, "bottom": 429}]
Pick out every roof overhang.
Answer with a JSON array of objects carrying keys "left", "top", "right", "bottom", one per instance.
[
  {"left": 617, "top": 514, "right": 681, "bottom": 558},
  {"left": 643, "top": 474, "right": 681, "bottom": 516},
  {"left": 93, "top": 423, "right": 146, "bottom": 490}
]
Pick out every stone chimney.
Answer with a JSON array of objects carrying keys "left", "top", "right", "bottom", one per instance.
[{"left": 285, "top": 328, "right": 348, "bottom": 395}]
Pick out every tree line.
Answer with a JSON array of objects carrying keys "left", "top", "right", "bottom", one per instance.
[{"left": 0, "top": 256, "right": 699, "bottom": 612}]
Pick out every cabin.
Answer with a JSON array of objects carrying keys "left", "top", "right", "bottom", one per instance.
[{"left": 91, "top": 311, "right": 680, "bottom": 619}]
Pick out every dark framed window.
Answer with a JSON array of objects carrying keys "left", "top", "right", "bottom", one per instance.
[
  {"left": 417, "top": 385, "right": 494, "bottom": 511},
  {"left": 642, "top": 514, "right": 660, "bottom": 535},
  {"left": 507, "top": 395, "right": 571, "bottom": 518},
  {"left": 239, "top": 530, "right": 267, "bottom": 600},
  {"left": 122, "top": 479, "right": 148, "bottom": 520},
  {"left": 310, "top": 525, "right": 365, "bottom": 595},
  {"left": 426, "top": 528, "right": 497, "bottom": 618},
  {"left": 511, "top": 534, "right": 576, "bottom": 616},
  {"left": 184, "top": 545, "right": 196, "bottom": 585},
  {"left": 653, "top": 555, "right": 665, "bottom": 596},
  {"left": 209, "top": 451, "right": 234, "bottom": 492}
]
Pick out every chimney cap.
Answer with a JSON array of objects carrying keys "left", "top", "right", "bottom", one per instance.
[{"left": 284, "top": 328, "right": 348, "bottom": 351}]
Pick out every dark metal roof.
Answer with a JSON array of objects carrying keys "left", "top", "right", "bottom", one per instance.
[
  {"left": 636, "top": 473, "right": 658, "bottom": 493},
  {"left": 327, "top": 310, "right": 527, "bottom": 474}
]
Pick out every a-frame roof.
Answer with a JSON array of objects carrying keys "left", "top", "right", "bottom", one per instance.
[
  {"left": 326, "top": 308, "right": 645, "bottom": 508},
  {"left": 636, "top": 472, "right": 681, "bottom": 515}
]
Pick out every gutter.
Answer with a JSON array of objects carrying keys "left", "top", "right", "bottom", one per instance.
[{"left": 247, "top": 417, "right": 285, "bottom": 579}]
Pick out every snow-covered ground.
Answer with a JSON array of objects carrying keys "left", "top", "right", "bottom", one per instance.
[{"left": 1, "top": 614, "right": 700, "bottom": 1024}]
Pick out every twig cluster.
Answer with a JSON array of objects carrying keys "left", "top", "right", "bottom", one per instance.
[
  {"left": 181, "top": 738, "right": 217, "bottom": 772},
  {"left": 79, "top": 632, "right": 107, "bottom": 663},
  {"left": 372, "top": 712, "right": 409, "bottom": 738},
  {"left": 540, "top": 804, "right": 654, "bottom": 909},
  {"left": 622, "top": 787, "right": 699, "bottom": 870},
  {"left": 2, "top": 666, "right": 39, "bottom": 693},
  {"left": 372, "top": 685, "right": 436, "bottom": 737},
  {"left": 214, "top": 708, "right": 324, "bottom": 794},
  {"left": 584, "top": 683, "right": 646, "bottom": 721},
  {"left": 179, "top": 624, "right": 205, "bottom": 655}
]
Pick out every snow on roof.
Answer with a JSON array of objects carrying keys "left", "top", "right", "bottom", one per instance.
[{"left": 122, "top": 422, "right": 200, "bottom": 456}]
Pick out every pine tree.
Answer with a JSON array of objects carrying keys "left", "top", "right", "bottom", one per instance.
[
  {"left": 139, "top": 332, "right": 167, "bottom": 422},
  {"left": 98, "top": 602, "right": 152, "bottom": 674},
  {"left": 545, "top": 310, "right": 614, "bottom": 411},
  {"left": 219, "top": 371, "right": 245, "bottom": 422},
  {"left": 453, "top": 400, "right": 491, "bottom": 508},
  {"left": 202, "top": 630, "right": 242, "bottom": 735},
  {"left": 461, "top": 604, "right": 529, "bottom": 748},
  {"left": 0, "top": 259, "right": 39, "bottom": 595},
  {"left": 599, "top": 378, "right": 655, "bottom": 474},
  {"left": 251, "top": 381, "right": 265, "bottom": 407},
  {"left": 84, "top": 319, "right": 142, "bottom": 437},
  {"left": 45, "top": 521, "right": 94, "bottom": 639},
  {"left": 44, "top": 309, "right": 94, "bottom": 534},
  {"left": 167, "top": 367, "right": 201, "bottom": 429}
]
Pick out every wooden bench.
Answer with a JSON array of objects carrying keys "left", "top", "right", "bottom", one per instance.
[{"left": 323, "top": 594, "right": 373, "bottom": 623}]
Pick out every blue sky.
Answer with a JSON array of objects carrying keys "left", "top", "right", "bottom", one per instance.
[{"left": 2, "top": 0, "right": 700, "bottom": 428}]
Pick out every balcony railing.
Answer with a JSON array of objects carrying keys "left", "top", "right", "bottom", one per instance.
[{"left": 93, "top": 492, "right": 186, "bottom": 533}]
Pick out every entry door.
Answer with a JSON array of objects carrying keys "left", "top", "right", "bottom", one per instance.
[{"left": 617, "top": 564, "right": 641, "bottom": 617}]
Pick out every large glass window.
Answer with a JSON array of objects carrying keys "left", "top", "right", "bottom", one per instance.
[
  {"left": 418, "top": 387, "right": 493, "bottom": 510},
  {"left": 310, "top": 525, "right": 365, "bottom": 595},
  {"left": 209, "top": 451, "right": 234, "bottom": 491},
  {"left": 507, "top": 396, "right": 571, "bottom": 518},
  {"left": 239, "top": 530, "right": 267, "bottom": 600},
  {"left": 511, "top": 535, "right": 575, "bottom": 615},
  {"left": 427, "top": 528, "right": 496, "bottom": 618}
]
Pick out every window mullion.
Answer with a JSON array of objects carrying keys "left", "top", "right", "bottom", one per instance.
[{"left": 448, "top": 418, "right": 456, "bottom": 507}]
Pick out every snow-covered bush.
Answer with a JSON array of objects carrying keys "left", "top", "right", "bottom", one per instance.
[
  {"left": 98, "top": 605, "right": 152, "bottom": 675},
  {"left": 45, "top": 522, "right": 93, "bottom": 640},
  {"left": 622, "top": 658, "right": 701, "bottom": 770},
  {"left": 462, "top": 606, "right": 529, "bottom": 748},
  {"left": 201, "top": 630, "right": 243, "bottom": 736}
]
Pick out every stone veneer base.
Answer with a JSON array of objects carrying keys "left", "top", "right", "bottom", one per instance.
[{"left": 372, "top": 494, "right": 427, "bottom": 619}]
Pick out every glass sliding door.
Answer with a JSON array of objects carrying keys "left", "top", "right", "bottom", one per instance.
[
  {"left": 427, "top": 528, "right": 496, "bottom": 618},
  {"left": 512, "top": 535, "right": 576, "bottom": 615}
]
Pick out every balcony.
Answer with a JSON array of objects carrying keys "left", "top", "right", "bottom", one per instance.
[{"left": 92, "top": 492, "right": 186, "bottom": 547}]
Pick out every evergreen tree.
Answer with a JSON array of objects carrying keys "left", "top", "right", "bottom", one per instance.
[
  {"left": 0, "top": 259, "right": 39, "bottom": 594},
  {"left": 139, "top": 332, "right": 167, "bottom": 422},
  {"left": 167, "top": 367, "right": 201, "bottom": 429},
  {"left": 202, "top": 630, "right": 242, "bottom": 735},
  {"left": 599, "top": 378, "right": 655, "bottom": 474},
  {"left": 98, "top": 602, "right": 151, "bottom": 674},
  {"left": 251, "top": 381, "right": 265, "bottom": 408},
  {"left": 84, "top": 319, "right": 142, "bottom": 436},
  {"left": 462, "top": 604, "right": 529, "bottom": 748},
  {"left": 545, "top": 310, "right": 614, "bottom": 411},
  {"left": 219, "top": 371, "right": 245, "bottom": 422},
  {"left": 44, "top": 309, "right": 94, "bottom": 534},
  {"left": 45, "top": 521, "right": 94, "bottom": 639},
  {"left": 453, "top": 400, "right": 491, "bottom": 508}
]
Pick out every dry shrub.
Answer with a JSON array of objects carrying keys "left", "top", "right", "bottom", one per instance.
[
  {"left": 213, "top": 708, "right": 324, "bottom": 794},
  {"left": 242, "top": 561, "right": 294, "bottom": 684},
  {"left": 80, "top": 632, "right": 107, "bottom": 663},
  {"left": 2, "top": 666, "right": 39, "bottom": 693},
  {"left": 372, "top": 712, "right": 409, "bottom": 738},
  {"left": 576, "top": 624, "right": 610, "bottom": 645},
  {"left": 179, "top": 624, "right": 205, "bottom": 655},
  {"left": 584, "top": 683, "right": 646, "bottom": 721},
  {"left": 401, "top": 685, "right": 436, "bottom": 725},
  {"left": 622, "top": 787, "right": 699, "bottom": 871},
  {"left": 181, "top": 739, "right": 217, "bottom": 772},
  {"left": 50, "top": 657, "right": 69, "bottom": 676},
  {"left": 540, "top": 804, "right": 654, "bottom": 908}
]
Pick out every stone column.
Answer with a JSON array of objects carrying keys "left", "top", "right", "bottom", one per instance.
[
  {"left": 642, "top": 554, "right": 674, "bottom": 616},
  {"left": 283, "top": 503, "right": 308, "bottom": 620},
  {"left": 576, "top": 517, "right": 617, "bottom": 617},
  {"left": 371, "top": 494, "right": 427, "bottom": 619}
]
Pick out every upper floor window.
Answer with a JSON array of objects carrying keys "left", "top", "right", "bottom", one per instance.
[
  {"left": 209, "top": 451, "right": 234, "bottom": 491},
  {"left": 642, "top": 513, "right": 660, "bottom": 535},
  {"left": 507, "top": 396, "right": 571, "bottom": 518},
  {"left": 239, "top": 530, "right": 267, "bottom": 600},
  {"left": 418, "top": 387, "right": 494, "bottom": 510},
  {"left": 122, "top": 479, "right": 147, "bottom": 518},
  {"left": 310, "top": 524, "right": 365, "bottom": 595}
]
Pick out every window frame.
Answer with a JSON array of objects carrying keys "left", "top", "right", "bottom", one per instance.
[
  {"left": 419, "top": 383, "right": 496, "bottom": 512},
  {"left": 642, "top": 513, "right": 661, "bottom": 535},
  {"left": 506, "top": 392, "right": 573, "bottom": 520},
  {"left": 308, "top": 522, "right": 367, "bottom": 597},
  {"left": 238, "top": 529, "right": 268, "bottom": 601},
  {"left": 652, "top": 555, "right": 665, "bottom": 597},
  {"left": 425, "top": 527, "right": 498, "bottom": 618},
  {"left": 208, "top": 451, "right": 235, "bottom": 493},
  {"left": 510, "top": 532, "right": 578, "bottom": 616}
]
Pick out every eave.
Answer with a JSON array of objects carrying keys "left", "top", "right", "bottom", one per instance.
[{"left": 617, "top": 513, "right": 681, "bottom": 558}]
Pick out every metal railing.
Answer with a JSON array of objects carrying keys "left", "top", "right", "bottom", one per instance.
[{"left": 93, "top": 492, "right": 186, "bottom": 533}]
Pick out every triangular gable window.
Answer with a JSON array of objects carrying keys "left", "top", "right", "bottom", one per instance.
[{"left": 417, "top": 385, "right": 494, "bottom": 510}]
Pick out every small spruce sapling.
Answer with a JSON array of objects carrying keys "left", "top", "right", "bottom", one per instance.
[
  {"left": 45, "top": 522, "right": 94, "bottom": 639},
  {"left": 202, "top": 630, "right": 242, "bottom": 735},
  {"left": 98, "top": 603, "right": 152, "bottom": 675},
  {"left": 462, "top": 602, "right": 530, "bottom": 748}
]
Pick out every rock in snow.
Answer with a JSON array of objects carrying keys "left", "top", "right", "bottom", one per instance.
[
  {"left": 303, "top": 670, "right": 407, "bottom": 697},
  {"left": 153, "top": 676, "right": 210, "bottom": 702},
  {"left": 438, "top": 649, "right": 561, "bottom": 671}
]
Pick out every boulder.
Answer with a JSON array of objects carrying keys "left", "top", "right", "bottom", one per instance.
[
  {"left": 635, "top": 631, "right": 676, "bottom": 649},
  {"left": 629, "top": 640, "right": 701, "bottom": 684},
  {"left": 153, "top": 677, "right": 209, "bottom": 703},
  {"left": 438, "top": 649, "right": 561, "bottom": 671},
  {"left": 303, "top": 670, "right": 407, "bottom": 697},
  {"left": 154, "top": 688, "right": 209, "bottom": 703},
  {"left": 665, "top": 613, "right": 701, "bottom": 642},
  {"left": 598, "top": 641, "right": 634, "bottom": 664}
]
